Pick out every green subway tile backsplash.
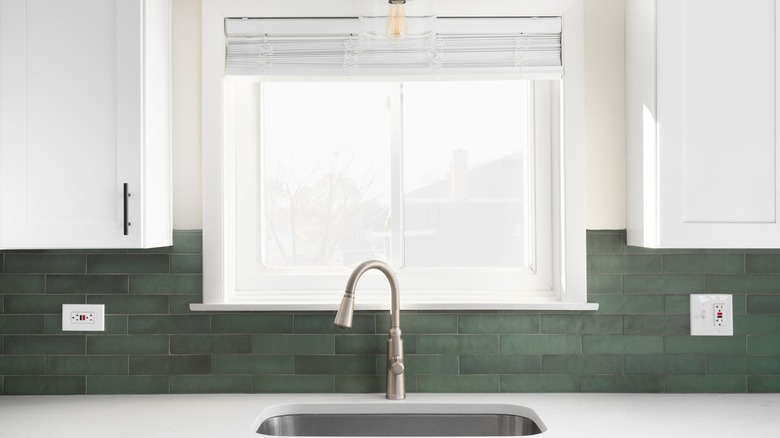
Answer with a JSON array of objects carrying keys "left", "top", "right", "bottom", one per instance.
[{"left": 3, "top": 229, "right": 780, "bottom": 395}]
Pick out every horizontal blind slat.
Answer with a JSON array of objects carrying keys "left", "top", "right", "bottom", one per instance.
[{"left": 224, "top": 17, "right": 562, "bottom": 78}]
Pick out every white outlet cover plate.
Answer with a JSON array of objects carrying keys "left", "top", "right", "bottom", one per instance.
[
  {"left": 62, "top": 304, "right": 105, "bottom": 332},
  {"left": 690, "top": 294, "right": 733, "bottom": 336}
]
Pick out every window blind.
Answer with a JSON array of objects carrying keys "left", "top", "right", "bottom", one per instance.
[{"left": 225, "top": 17, "right": 562, "bottom": 78}]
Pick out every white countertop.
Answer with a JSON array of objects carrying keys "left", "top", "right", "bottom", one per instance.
[{"left": 1, "top": 393, "right": 779, "bottom": 438}]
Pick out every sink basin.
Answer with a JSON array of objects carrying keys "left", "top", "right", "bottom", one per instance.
[{"left": 253, "top": 403, "right": 545, "bottom": 436}]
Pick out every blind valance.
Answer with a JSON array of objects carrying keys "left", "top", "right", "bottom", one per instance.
[{"left": 225, "top": 17, "right": 562, "bottom": 78}]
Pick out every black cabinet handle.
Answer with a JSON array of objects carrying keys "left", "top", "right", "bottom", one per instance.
[{"left": 123, "top": 183, "right": 130, "bottom": 236}]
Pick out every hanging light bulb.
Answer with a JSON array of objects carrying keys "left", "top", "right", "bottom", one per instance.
[{"left": 386, "top": 0, "right": 408, "bottom": 40}]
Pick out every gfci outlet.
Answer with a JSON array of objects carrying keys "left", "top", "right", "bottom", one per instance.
[
  {"left": 62, "top": 304, "right": 105, "bottom": 332},
  {"left": 690, "top": 294, "right": 733, "bottom": 336}
]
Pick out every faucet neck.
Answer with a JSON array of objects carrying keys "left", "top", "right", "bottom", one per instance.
[{"left": 345, "top": 260, "right": 401, "bottom": 330}]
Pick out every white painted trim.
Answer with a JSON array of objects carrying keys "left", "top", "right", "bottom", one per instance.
[
  {"left": 192, "top": 299, "right": 599, "bottom": 312},
  {"left": 201, "top": 0, "right": 590, "bottom": 310}
]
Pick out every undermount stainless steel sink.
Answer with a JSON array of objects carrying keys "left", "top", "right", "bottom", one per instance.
[{"left": 253, "top": 403, "right": 545, "bottom": 436}]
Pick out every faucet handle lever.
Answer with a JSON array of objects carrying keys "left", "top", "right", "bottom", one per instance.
[{"left": 389, "top": 357, "right": 404, "bottom": 375}]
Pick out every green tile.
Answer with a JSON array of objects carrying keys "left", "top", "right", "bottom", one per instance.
[
  {"left": 0, "top": 275, "right": 46, "bottom": 294},
  {"left": 746, "top": 255, "right": 780, "bottom": 273},
  {"left": 623, "top": 275, "right": 705, "bottom": 294},
  {"left": 3, "top": 254, "right": 86, "bottom": 274},
  {"left": 253, "top": 334, "right": 334, "bottom": 354},
  {"left": 88, "top": 335, "right": 169, "bottom": 355},
  {"left": 170, "top": 255, "right": 202, "bottom": 274},
  {"left": 295, "top": 355, "right": 377, "bottom": 375},
  {"left": 746, "top": 296, "right": 780, "bottom": 314},
  {"left": 170, "top": 295, "right": 201, "bottom": 314},
  {"left": 664, "top": 336, "right": 746, "bottom": 354},
  {"left": 0, "top": 315, "right": 44, "bottom": 334},
  {"left": 212, "top": 314, "right": 293, "bottom": 334},
  {"left": 404, "top": 354, "right": 459, "bottom": 375},
  {"left": 623, "top": 315, "right": 689, "bottom": 335},
  {"left": 735, "top": 315, "right": 780, "bottom": 335},
  {"left": 334, "top": 375, "right": 385, "bottom": 393},
  {"left": 254, "top": 375, "right": 335, "bottom": 393},
  {"left": 125, "top": 248, "right": 171, "bottom": 255},
  {"left": 171, "top": 335, "right": 252, "bottom": 354},
  {"left": 706, "top": 274, "right": 780, "bottom": 293},
  {"left": 172, "top": 230, "right": 203, "bottom": 254},
  {"left": 541, "top": 315, "right": 622, "bottom": 334},
  {"left": 4, "top": 294, "right": 84, "bottom": 314},
  {"left": 624, "top": 354, "right": 705, "bottom": 375},
  {"left": 294, "top": 313, "right": 376, "bottom": 334},
  {"left": 128, "top": 315, "right": 210, "bottom": 334},
  {"left": 46, "top": 275, "right": 128, "bottom": 294},
  {"left": 458, "top": 314, "right": 539, "bottom": 334},
  {"left": 87, "top": 254, "right": 169, "bottom": 274},
  {"left": 591, "top": 295, "right": 664, "bottom": 315},
  {"left": 541, "top": 355, "right": 623, "bottom": 374},
  {"left": 581, "top": 375, "right": 664, "bottom": 393},
  {"left": 587, "top": 232, "right": 624, "bottom": 254},
  {"left": 212, "top": 355, "right": 294, "bottom": 374},
  {"left": 587, "top": 275, "right": 623, "bottom": 294},
  {"left": 501, "top": 375, "right": 581, "bottom": 392},
  {"left": 666, "top": 375, "right": 746, "bottom": 393},
  {"left": 707, "top": 355, "right": 780, "bottom": 375},
  {"left": 46, "top": 356, "right": 128, "bottom": 375},
  {"left": 460, "top": 355, "right": 540, "bottom": 374},
  {"left": 586, "top": 255, "right": 662, "bottom": 274},
  {"left": 377, "top": 313, "right": 457, "bottom": 334},
  {"left": 171, "top": 375, "right": 251, "bottom": 393},
  {"left": 501, "top": 335, "right": 581, "bottom": 354},
  {"left": 733, "top": 295, "right": 747, "bottom": 315},
  {"left": 747, "top": 376, "right": 780, "bottom": 392},
  {"left": 748, "top": 335, "right": 780, "bottom": 354},
  {"left": 335, "top": 335, "right": 387, "bottom": 354},
  {"left": 4, "top": 376, "right": 85, "bottom": 395},
  {"left": 4, "top": 335, "right": 85, "bottom": 354},
  {"left": 129, "top": 355, "right": 211, "bottom": 375},
  {"left": 664, "top": 295, "right": 690, "bottom": 315},
  {"left": 88, "top": 294, "right": 169, "bottom": 315},
  {"left": 129, "top": 274, "right": 201, "bottom": 295},
  {"left": 0, "top": 356, "right": 46, "bottom": 375},
  {"left": 663, "top": 255, "right": 744, "bottom": 274},
  {"left": 87, "top": 376, "right": 169, "bottom": 394},
  {"left": 583, "top": 335, "right": 663, "bottom": 354},
  {"left": 418, "top": 335, "right": 499, "bottom": 354},
  {"left": 417, "top": 375, "right": 499, "bottom": 393}
]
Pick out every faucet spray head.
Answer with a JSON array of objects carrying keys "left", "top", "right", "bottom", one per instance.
[{"left": 334, "top": 291, "right": 355, "bottom": 328}]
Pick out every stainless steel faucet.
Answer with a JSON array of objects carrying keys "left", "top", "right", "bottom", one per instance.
[{"left": 334, "top": 260, "right": 405, "bottom": 400}]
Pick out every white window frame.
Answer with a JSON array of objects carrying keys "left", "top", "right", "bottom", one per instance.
[{"left": 196, "top": 0, "right": 595, "bottom": 311}]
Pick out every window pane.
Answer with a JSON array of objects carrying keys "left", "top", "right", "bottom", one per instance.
[
  {"left": 260, "top": 83, "right": 392, "bottom": 267},
  {"left": 402, "top": 81, "right": 529, "bottom": 268}
]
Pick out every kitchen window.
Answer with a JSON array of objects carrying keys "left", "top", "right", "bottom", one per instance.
[{"left": 197, "top": 0, "right": 593, "bottom": 311}]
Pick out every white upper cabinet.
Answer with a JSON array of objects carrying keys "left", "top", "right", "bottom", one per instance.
[
  {"left": 0, "top": 0, "right": 172, "bottom": 249},
  {"left": 627, "top": 0, "right": 780, "bottom": 248}
]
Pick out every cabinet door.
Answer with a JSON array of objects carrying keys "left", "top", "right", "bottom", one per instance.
[
  {"left": 0, "top": 0, "right": 170, "bottom": 249},
  {"left": 636, "top": 0, "right": 780, "bottom": 248}
]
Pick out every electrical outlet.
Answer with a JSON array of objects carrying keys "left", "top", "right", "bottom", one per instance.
[
  {"left": 62, "top": 304, "right": 105, "bottom": 331},
  {"left": 690, "top": 294, "right": 733, "bottom": 336}
]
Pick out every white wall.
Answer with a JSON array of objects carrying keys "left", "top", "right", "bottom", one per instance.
[
  {"left": 170, "top": 0, "right": 627, "bottom": 231},
  {"left": 172, "top": 0, "right": 202, "bottom": 230}
]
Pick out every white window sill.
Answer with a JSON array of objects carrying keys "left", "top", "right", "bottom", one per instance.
[{"left": 190, "top": 291, "right": 599, "bottom": 312}]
